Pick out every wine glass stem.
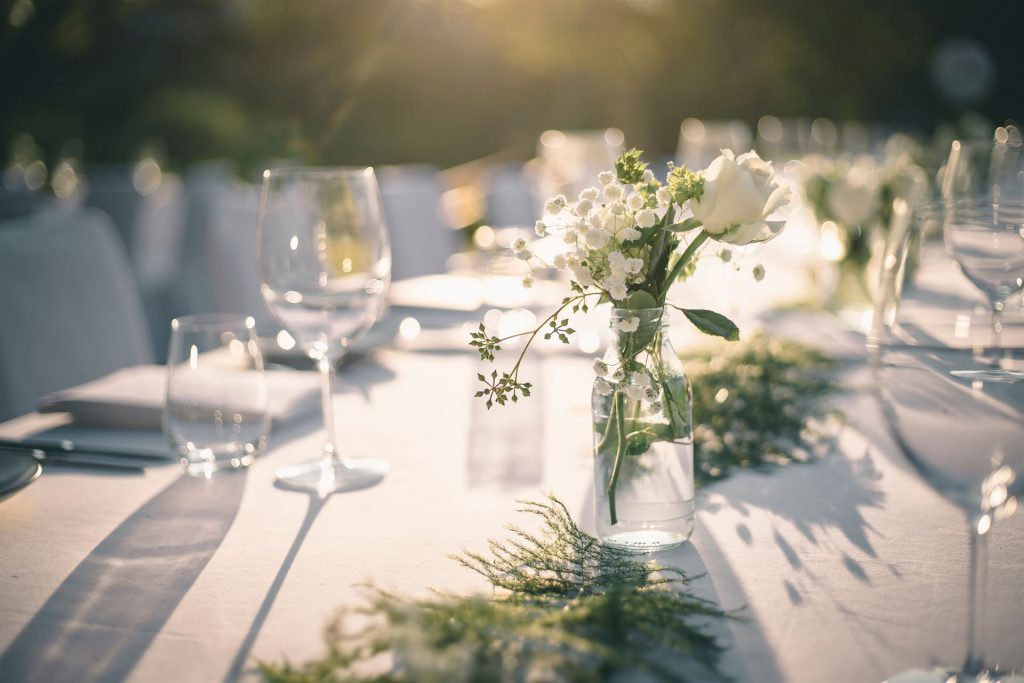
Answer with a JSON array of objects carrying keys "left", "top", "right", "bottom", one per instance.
[
  {"left": 963, "top": 516, "right": 989, "bottom": 675},
  {"left": 317, "top": 356, "right": 341, "bottom": 467},
  {"left": 991, "top": 302, "right": 1004, "bottom": 350}
]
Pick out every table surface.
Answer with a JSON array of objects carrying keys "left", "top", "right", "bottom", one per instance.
[{"left": 1, "top": 269, "right": 1023, "bottom": 683}]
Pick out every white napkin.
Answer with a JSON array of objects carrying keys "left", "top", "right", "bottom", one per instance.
[{"left": 38, "top": 365, "right": 319, "bottom": 430}]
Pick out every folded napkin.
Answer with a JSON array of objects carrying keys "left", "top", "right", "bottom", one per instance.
[{"left": 38, "top": 365, "right": 319, "bottom": 430}]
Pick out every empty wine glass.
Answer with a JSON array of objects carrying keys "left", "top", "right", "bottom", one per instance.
[
  {"left": 257, "top": 167, "right": 391, "bottom": 495},
  {"left": 870, "top": 201, "right": 1024, "bottom": 682},
  {"left": 164, "top": 314, "right": 269, "bottom": 478},
  {"left": 942, "top": 140, "right": 1024, "bottom": 379}
]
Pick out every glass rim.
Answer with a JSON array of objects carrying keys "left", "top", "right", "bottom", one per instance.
[
  {"left": 261, "top": 166, "right": 374, "bottom": 180},
  {"left": 170, "top": 313, "right": 257, "bottom": 332}
]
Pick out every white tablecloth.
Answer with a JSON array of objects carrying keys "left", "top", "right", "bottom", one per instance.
[{"left": 1, "top": 326, "right": 1023, "bottom": 682}]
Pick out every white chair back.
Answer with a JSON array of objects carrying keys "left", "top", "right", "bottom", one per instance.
[
  {"left": 0, "top": 209, "right": 154, "bottom": 421},
  {"left": 377, "top": 165, "right": 458, "bottom": 280}
]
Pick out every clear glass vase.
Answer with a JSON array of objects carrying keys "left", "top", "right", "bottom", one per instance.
[{"left": 593, "top": 307, "right": 695, "bottom": 552}]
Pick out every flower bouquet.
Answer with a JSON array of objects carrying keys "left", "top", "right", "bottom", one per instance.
[{"left": 471, "top": 148, "right": 792, "bottom": 551}]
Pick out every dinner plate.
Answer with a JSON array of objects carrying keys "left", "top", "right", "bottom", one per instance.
[{"left": 0, "top": 448, "right": 42, "bottom": 498}]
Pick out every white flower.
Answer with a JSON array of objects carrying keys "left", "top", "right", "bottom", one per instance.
[
  {"left": 609, "top": 201, "right": 626, "bottom": 216},
  {"left": 610, "top": 366, "right": 626, "bottom": 383},
  {"left": 630, "top": 372, "right": 650, "bottom": 387},
  {"left": 690, "top": 149, "right": 791, "bottom": 246},
  {"left": 534, "top": 220, "right": 547, "bottom": 236},
  {"left": 598, "top": 171, "right": 615, "bottom": 185},
  {"left": 636, "top": 207, "right": 657, "bottom": 229},
  {"left": 615, "top": 316, "right": 639, "bottom": 333},
  {"left": 573, "top": 267, "right": 594, "bottom": 288},
  {"left": 595, "top": 377, "right": 613, "bottom": 396},
  {"left": 516, "top": 248, "right": 532, "bottom": 260},
  {"left": 625, "top": 384, "right": 645, "bottom": 401},
  {"left": 827, "top": 158, "right": 880, "bottom": 226},
  {"left": 584, "top": 228, "right": 610, "bottom": 250},
  {"left": 643, "top": 386, "right": 660, "bottom": 402},
  {"left": 604, "top": 183, "right": 624, "bottom": 201},
  {"left": 646, "top": 400, "right": 663, "bottom": 415},
  {"left": 642, "top": 169, "right": 655, "bottom": 184},
  {"left": 511, "top": 237, "right": 528, "bottom": 252},
  {"left": 563, "top": 229, "right": 578, "bottom": 244},
  {"left": 603, "top": 277, "right": 628, "bottom": 301},
  {"left": 607, "top": 251, "right": 627, "bottom": 273},
  {"left": 626, "top": 193, "right": 645, "bottom": 211},
  {"left": 579, "top": 187, "right": 600, "bottom": 202},
  {"left": 656, "top": 186, "right": 671, "bottom": 207},
  {"left": 624, "top": 257, "right": 643, "bottom": 274},
  {"left": 593, "top": 359, "right": 609, "bottom": 377},
  {"left": 752, "top": 264, "right": 765, "bottom": 281},
  {"left": 522, "top": 274, "right": 534, "bottom": 288},
  {"left": 553, "top": 253, "right": 568, "bottom": 270},
  {"left": 575, "top": 199, "right": 593, "bottom": 216},
  {"left": 621, "top": 227, "right": 641, "bottom": 242},
  {"left": 544, "top": 194, "right": 567, "bottom": 215}
]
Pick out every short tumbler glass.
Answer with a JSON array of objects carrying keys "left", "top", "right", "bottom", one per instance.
[{"left": 164, "top": 314, "right": 269, "bottom": 477}]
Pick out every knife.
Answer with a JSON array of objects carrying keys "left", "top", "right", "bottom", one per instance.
[{"left": 0, "top": 437, "right": 171, "bottom": 464}]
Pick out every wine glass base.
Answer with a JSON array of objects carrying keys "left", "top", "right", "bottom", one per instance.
[
  {"left": 885, "top": 666, "right": 1018, "bottom": 682},
  {"left": 950, "top": 369, "right": 1024, "bottom": 383},
  {"left": 274, "top": 457, "right": 390, "bottom": 495}
]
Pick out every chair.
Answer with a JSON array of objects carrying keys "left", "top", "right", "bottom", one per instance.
[
  {"left": 0, "top": 209, "right": 154, "bottom": 421},
  {"left": 376, "top": 164, "right": 460, "bottom": 280}
]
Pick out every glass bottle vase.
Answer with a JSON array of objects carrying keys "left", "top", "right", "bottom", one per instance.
[{"left": 592, "top": 307, "right": 694, "bottom": 552}]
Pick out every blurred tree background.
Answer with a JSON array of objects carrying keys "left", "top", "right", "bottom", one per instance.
[{"left": 0, "top": 0, "right": 1019, "bottom": 172}]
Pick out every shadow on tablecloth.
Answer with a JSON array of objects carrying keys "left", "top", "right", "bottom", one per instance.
[{"left": 0, "top": 471, "right": 247, "bottom": 683}]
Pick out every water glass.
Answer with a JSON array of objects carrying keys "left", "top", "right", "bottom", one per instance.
[{"left": 164, "top": 314, "right": 269, "bottom": 477}]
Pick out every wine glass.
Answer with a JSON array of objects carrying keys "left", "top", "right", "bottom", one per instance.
[
  {"left": 257, "top": 167, "right": 391, "bottom": 494},
  {"left": 942, "top": 140, "right": 1024, "bottom": 379},
  {"left": 870, "top": 200, "right": 1024, "bottom": 682}
]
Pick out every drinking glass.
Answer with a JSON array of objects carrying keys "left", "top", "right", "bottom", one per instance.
[
  {"left": 942, "top": 140, "right": 1024, "bottom": 379},
  {"left": 164, "top": 314, "right": 269, "bottom": 478},
  {"left": 257, "top": 167, "right": 391, "bottom": 494},
  {"left": 870, "top": 201, "right": 1024, "bottom": 682}
]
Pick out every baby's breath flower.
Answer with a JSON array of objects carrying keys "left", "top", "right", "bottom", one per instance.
[
  {"left": 593, "top": 359, "right": 609, "bottom": 377},
  {"left": 615, "top": 316, "right": 639, "bottom": 333},
  {"left": 621, "top": 227, "right": 641, "bottom": 242},
  {"left": 522, "top": 274, "right": 534, "bottom": 289},
  {"left": 594, "top": 377, "right": 613, "bottom": 396},
  {"left": 625, "top": 384, "right": 645, "bottom": 401},
  {"left": 607, "top": 251, "right": 627, "bottom": 273},
  {"left": 646, "top": 400, "right": 663, "bottom": 415},
  {"left": 597, "top": 171, "right": 615, "bottom": 185},
  {"left": 636, "top": 207, "right": 657, "bottom": 229},
  {"left": 626, "top": 193, "right": 645, "bottom": 211},
  {"left": 603, "top": 276, "right": 628, "bottom": 301},
  {"left": 720, "top": 249, "right": 733, "bottom": 263},
  {"left": 573, "top": 267, "right": 594, "bottom": 288},
  {"left": 544, "top": 195, "right": 567, "bottom": 215},
  {"left": 574, "top": 199, "right": 593, "bottom": 216},
  {"left": 609, "top": 201, "right": 625, "bottom": 216},
  {"left": 656, "top": 186, "right": 671, "bottom": 207},
  {"left": 516, "top": 248, "right": 532, "bottom": 261},
  {"left": 534, "top": 220, "right": 547, "bottom": 236},
  {"left": 610, "top": 366, "right": 626, "bottom": 383},
  {"left": 624, "top": 257, "right": 643, "bottom": 274},
  {"left": 562, "top": 229, "right": 578, "bottom": 244},
  {"left": 604, "top": 183, "right": 624, "bottom": 201},
  {"left": 643, "top": 386, "right": 660, "bottom": 402},
  {"left": 553, "top": 253, "right": 568, "bottom": 270},
  {"left": 579, "top": 187, "right": 600, "bottom": 202},
  {"left": 753, "top": 264, "right": 766, "bottom": 281},
  {"left": 512, "top": 237, "right": 528, "bottom": 252},
  {"left": 630, "top": 372, "right": 650, "bottom": 387},
  {"left": 584, "top": 228, "right": 610, "bottom": 250}
]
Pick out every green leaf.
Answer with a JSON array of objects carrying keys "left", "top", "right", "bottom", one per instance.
[
  {"left": 666, "top": 217, "right": 702, "bottom": 232},
  {"left": 620, "top": 290, "right": 658, "bottom": 310},
  {"left": 681, "top": 308, "right": 740, "bottom": 341}
]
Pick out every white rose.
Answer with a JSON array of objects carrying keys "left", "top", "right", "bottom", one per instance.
[
  {"left": 826, "top": 159, "right": 880, "bottom": 227},
  {"left": 689, "top": 149, "right": 791, "bottom": 246}
]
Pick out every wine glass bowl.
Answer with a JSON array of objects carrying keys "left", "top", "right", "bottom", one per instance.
[{"left": 258, "top": 167, "right": 391, "bottom": 495}]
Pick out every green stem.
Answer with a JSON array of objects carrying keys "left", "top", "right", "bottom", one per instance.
[
  {"left": 660, "top": 230, "right": 709, "bottom": 304},
  {"left": 607, "top": 390, "right": 627, "bottom": 526}
]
